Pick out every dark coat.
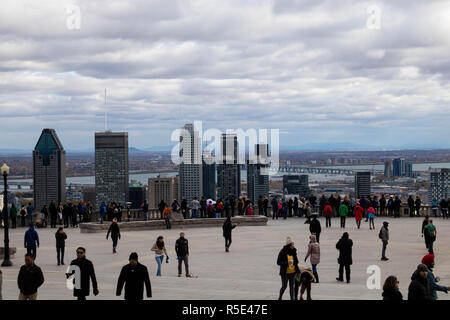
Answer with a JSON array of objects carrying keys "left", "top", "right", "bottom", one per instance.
[
  {"left": 17, "top": 263, "right": 44, "bottom": 295},
  {"left": 222, "top": 220, "right": 236, "bottom": 238},
  {"left": 277, "top": 245, "right": 300, "bottom": 276},
  {"left": 336, "top": 236, "right": 353, "bottom": 265},
  {"left": 408, "top": 270, "right": 431, "bottom": 300},
  {"left": 106, "top": 222, "right": 121, "bottom": 240},
  {"left": 175, "top": 237, "right": 189, "bottom": 257},
  {"left": 49, "top": 203, "right": 58, "bottom": 220},
  {"left": 55, "top": 231, "right": 67, "bottom": 248},
  {"left": 70, "top": 257, "right": 98, "bottom": 297},
  {"left": 116, "top": 262, "right": 152, "bottom": 300},
  {"left": 382, "top": 289, "right": 403, "bottom": 301},
  {"left": 309, "top": 218, "right": 321, "bottom": 235},
  {"left": 24, "top": 226, "right": 39, "bottom": 247}
]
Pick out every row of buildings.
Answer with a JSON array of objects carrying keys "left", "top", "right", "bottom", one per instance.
[{"left": 384, "top": 158, "right": 414, "bottom": 178}]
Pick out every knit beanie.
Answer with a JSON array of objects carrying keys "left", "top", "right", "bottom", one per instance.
[{"left": 421, "top": 254, "right": 435, "bottom": 266}]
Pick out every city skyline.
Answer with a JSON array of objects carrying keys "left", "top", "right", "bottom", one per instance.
[{"left": 1, "top": 1, "right": 450, "bottom": 150}]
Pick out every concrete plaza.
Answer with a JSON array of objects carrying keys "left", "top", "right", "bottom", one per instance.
[{"left": 1, "top": 216, "right": 450, "bottom": 300}]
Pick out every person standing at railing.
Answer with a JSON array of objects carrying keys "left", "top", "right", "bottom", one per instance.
[
  {"left": 408, "top": 195, "right": 415, "bottom": 217},
  {"left": 158, "top": 200, "right": 165, "bottom": 220},
  {"left": 379, "top": 195, "right": 387, "bottom": 216},
  {"left": 440, "top": 198, "right": 448, "bottom": 219},
  {"left": 141, "top": 200, "right": 149, "bottom": 221},
  {"left": 415, "top": 196, "right": 422, "bottom": 217},
  {"left": 190, "top": 197, "right": 200, "bottom": 219},
  {"left": 393, "top": 196, "right": 402, "bottom": 218}
]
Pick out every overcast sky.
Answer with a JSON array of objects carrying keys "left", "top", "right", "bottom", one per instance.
[{"left": 1, "top": 0, "right": 450, "bottom": 150}]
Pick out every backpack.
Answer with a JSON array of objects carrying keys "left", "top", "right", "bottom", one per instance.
[
  {"left": 378, "top": 228, "right": 383, "bottom": 239},
  {"left": 428, "top": 226, "right": 436, "bottom": 238}
]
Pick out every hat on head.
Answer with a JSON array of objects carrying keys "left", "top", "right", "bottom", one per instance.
[
  {"left": 286, "top": 236, "right": 293, "bottom": 245},
  {"left": 421, "top": 254, "right": 435, "bottom": 266},
  {"left": 129, "top": 252, "right": 138, "bottom": 261},
  {"left": 417, "top": 264, "right": 428, "bottom": 272},
  {"left": 383, "top": 221, "right": 389, "bottom": 225}
]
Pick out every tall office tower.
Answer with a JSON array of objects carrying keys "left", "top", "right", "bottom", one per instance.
[
  {"left": 282, "top": 175, "right": 309, "bottom": 197},
  {"left": 429, "top": 168, "right": 449, "bottom": 204},
  {"left": 202, "top": 151, "right": 216, "bottom": 199},
  {"left": 33, "top": 128, "right": 66, "bottom": 210},
  {"left": 95, "top": 131, "right": 129, "bottom": 207},
  {"left": 405, "top": 162, "right": 414, "bottom": 178},
  {"left": 384, "top": 160, "right": 392, "bottom": 178},
  {"left": 354, "top": 171, "right": 371, "bottom": 198},
  {"left": 217, "top": 133, "right": 240, "bottom": 200},
  {"left": 179, "top": 124, "right": 202, "bottom": 202},
  {"left": 392, "top": 158, "right": 405, "bottom": 177},
  {"left": 148, "top": 176, "right": 180, "bottom": 209},
  {"left": 247, "top": 144, "right": 270, "bottom": 203}
]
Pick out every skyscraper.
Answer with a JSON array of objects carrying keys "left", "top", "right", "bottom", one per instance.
[
  {"left": 247, "top": 144, "right": 270, "bottom": 203},
  {"left": 429, "top": 168, "right": 449, "bottom": 204},
  {"left": 95, "top": 131, "right": 129, "bottom": 207},
  {"left": 392, "top": 158, "right": 405, "bottom": 177},
  {"left": 282, "top": 175, "right": 309, "bottom": 197},
  {"left": 33, "top": 128, "right": 66, "bottom": 210},
  {"left": 384, "top": 160, "right": 392, "bottom": 178},
  {"left": 202, "top": 151, "right": 216, "bottom": 199},
  {"left": 354, "top": 171, "right": 371, "bottom": 198},
  {"left": 148, "top": 176, "right": 180, "bottom": 209},
  {"left": 179, "top": 124, "right": 202, "bottom": 202},
  {"left": 405, "top": 162, "right": 414, "bottom": 178},
  {"left": 217, "top": 133, "right": 240, "bottom": 200}
]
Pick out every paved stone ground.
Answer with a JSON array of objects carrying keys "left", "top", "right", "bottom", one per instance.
[{"left": 1, "top": 216, "right": 450, "bottom": 300}]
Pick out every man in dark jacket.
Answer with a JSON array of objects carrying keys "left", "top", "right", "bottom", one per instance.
[
  {"left": 116, "top": 252, "right": 152, "bottom": 300},
  {"left": 68, "top": 247, "right": 99, "bottom": 300},
  {"left": 17, "top": 253, "right": 44, "bottom": 300},
  {"left": 336, "top": 232, "right": 353, "bottom": 283},
  {"left": 24, "top": 225, "right": 39, "bottom": 259},
  {"left": 309, "top": 214, "right": 321, "bottom": 243},
  {"left": 421, "top": 254, "right": 450, "bottom": 300},
  {"left": 408, "top": 264, "right": 431, "bottom": 300},
  {"left": 175, "top": 232, "right": 191, "bottom": 277},
  {"left": 271, "top": 197, "right": 278, "bottom": 220},
  {"left": 277, "top": 237, "right": 300, "bottom": 300},
  {"left": 222, "top": 216, "right": 237, "bottom": 252},
  {"left": 49, "top": 201, "right": 58, "bottom": 228},
  {"left": 380, "top": 221, "right": 389, "bottom": 261}
]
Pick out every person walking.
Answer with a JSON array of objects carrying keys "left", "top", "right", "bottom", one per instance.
[
  {"left": 162, "top": 205, "right": 172, "bottom": 229},
  {"left": 116, "top": 252, "right": 152, "bottom": 301},
  {"left": 55, "top": 227, "right": 67, "bottom": 266},
  {"left": 222, "top": 216, "right": 237, "bottom": 252},
  {"left": 24, "top": 225, "right": 39, "bottom": 259},
  {"left": 49, "top": 201, "right": 57, "bottom": 228},
  {"left": 336, "top": 232, "right": 353, "bottom": 283},
  {"left": 338, "top": 202, "right": 348, "bottom": 228},
  {"left": 421, "top": 214, "right": 430, "bottom": 250},
  {"left": 421, "top": 254, "right": 450, "bottom": 300},
  {"left": 354, "top": 202, "right": 363, "bottom": 229},
  {"left": 68, "top": 247, "right": 99, "bottom": 300},
  {"left": 408, "top": 264, "right": 431, "bottom": 300},
  {"left": 10, "top": 203, "right": 18, "bottom": 229},
  {"left": 379, "top": 221, "right": 389, "bottom": 261},
  {"left": 323, "top": 203, "right": 332, "bottom": 228},
  {"left": 382, "top": 276, "right": 403, "bottom": 300},
  {"left": 106, "top": 218, "right": 121, "bottom": 254},
  {"left": 277, "top": 237, "right": 300, "bottom": 300},
  {"left": 304, "top": 234, "right": 320, "bottom": 283},
  {"left": 367, "top": 206, "right": 376, "bottom": 230},
  {"left": 151, "top": 236, "right": 169, "bottom": 276},
  {"left": 175, "top": 231, "right": 191, "bottom": 277},
  {"left": 424, "top": 220, "right": 437, "bottom": 254},
  {"left": 17, "top": 253, "right": 44, "bottom": 300},
  {"left": 309, "top": 214, "right": 321, "bottom": 243}
]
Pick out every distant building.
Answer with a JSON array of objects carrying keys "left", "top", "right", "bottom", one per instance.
[
  {"left": 392, "top": 158, "right": 405, "bottom": 177},
  {"left": 429, "top": 168, "right": 449, "bottom": 204},
  {"left": 179, "top": 124, "right": 202, "bottom": 202},
  {"left": 283, "top": 175, "right": 309, "bottom": 197},
  {"left": 95, "top": 131, "right": 129, "bottom": 207},
  {"left": 384, "top": 160, "right": 392, "bottom": 178},
  {"left": 82, "top": 186, "right": 96, "bottom": 209},
  {"left": 129, "top": 182, "right": 146, "bottom": 209},
  {"left": 405, "top": 162, "right": 414, "bottom": 178},
  {"left": 217, "top": 133, "right": 241, "bottom": 200},
  {"left": 33, "top": 128, "right": 66, "bottom": 210},
  {"left": 354, "top": 171, "right": 371, "bottom": 198},
  {"left": 202, "top": 151, "right": 216, "bottom": 199},
  {"left": 148, "top": 176, "right": 180, "bottom": 209},
  {"left": 247, "top": 144, "right": 270, "bottom": 203}
]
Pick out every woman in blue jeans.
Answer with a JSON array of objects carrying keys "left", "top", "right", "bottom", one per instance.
[{"left": 151, "top": 236, "right": 169, "bottom": 276}]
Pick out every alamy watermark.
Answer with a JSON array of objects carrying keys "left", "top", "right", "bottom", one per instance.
[
  {"left": 170, "top": 121, "right": 279, "bottom": 176},
  {"left": 66, "top": 4, "right": 81, "bottom": 30},
  {"left": 366, "top": 5, "right": 381, "bottom": 30},
  {"left": 366, "top": 265, "right": 381, "bottom": 290},
  {"left": 66, "top": 265, "right": 81, "bottom": 290}
]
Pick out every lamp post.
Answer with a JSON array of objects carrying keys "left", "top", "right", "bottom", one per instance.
[{"left": 1, "top": 163, "right": 11, "bottom": 266}]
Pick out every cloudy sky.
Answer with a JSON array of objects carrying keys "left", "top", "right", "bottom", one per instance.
[{"left": 1, "top": 0, "right": 450, "bottom": 150}]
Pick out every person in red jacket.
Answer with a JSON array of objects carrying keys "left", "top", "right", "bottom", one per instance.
[
  {"left": 323, "top": 203, "right": 333, "bottom": 228},
  {"left": 354, "top": 203, "right": 363, "bottom": 229}
]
